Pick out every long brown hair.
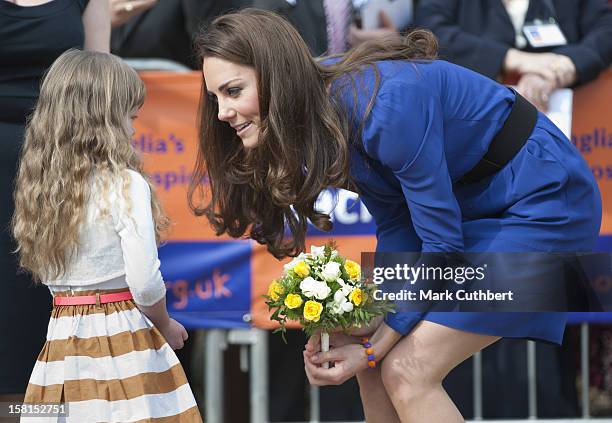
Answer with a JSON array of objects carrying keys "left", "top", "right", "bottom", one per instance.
[
  {"left": 191, "top": 8, "right": 437, "bottom": 259},
  {"left": 13, "top": 50, "right": 169, "bottom": 282}
]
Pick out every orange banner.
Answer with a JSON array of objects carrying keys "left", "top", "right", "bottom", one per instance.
[{"left": 571, "top": 71, "right": 612, "bottom": 234}]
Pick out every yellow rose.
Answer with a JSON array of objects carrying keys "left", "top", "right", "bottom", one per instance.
[
  {"left": 303, "top": 300, "right": 323, "bottom": 322},
  {"left": 267, "top": 280, "right": 284, "bottom": 301},
  {"left": 344, "top": 260, "right": 361, "bottom": 281},
  {"left": 349, "top": 288, "right": 364, "bottom": 306},
  {"left": 293, "top": 261, "right": 310, "bottom": 278},
  {"left": 284, "top": 293, "right": 303, "bottom": 309}
]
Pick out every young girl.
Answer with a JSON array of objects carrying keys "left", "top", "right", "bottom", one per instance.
[
  {"left": 13, "top": 50, "right": 202, "bottom": 422},
  {"left": 191, "top": 9, "right": 601, "bottom": 422}
]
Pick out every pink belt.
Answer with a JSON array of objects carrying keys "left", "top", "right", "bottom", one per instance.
[{"left": 53, "top": 291, "right": 133, "bottom": 306}]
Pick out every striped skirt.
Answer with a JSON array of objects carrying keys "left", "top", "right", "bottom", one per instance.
[{"left": 21, "top": 288, "right": 202, "bottom": 422}]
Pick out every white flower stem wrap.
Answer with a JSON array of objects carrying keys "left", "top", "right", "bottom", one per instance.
[{"left": 321, "top": 331, "right": 330, "bottom": 369}]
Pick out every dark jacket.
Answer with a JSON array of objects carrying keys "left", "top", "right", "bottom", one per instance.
[
  {"left": 415, "top": 0, "right": 612, "bottom": 84},
  {"left": 254, "top": 0, "right": 328, "bottom": 56},
  {"left": 111, "top": 0, "right": 250, "bottom": 69}
]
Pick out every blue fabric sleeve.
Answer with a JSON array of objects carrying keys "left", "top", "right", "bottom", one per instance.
[
  {"left": 359, "top": 81, "right": 466, "bottom": 335},
  {"left": 362, "top": 81, "right": 464, "bottom": 253},
  {"left": 385, "top": 311, "right": 426, "bottom": 336}
]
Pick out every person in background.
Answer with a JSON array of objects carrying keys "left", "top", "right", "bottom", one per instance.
[
  {"left": 0, "top": 1, "right": 109, "bottom": 419},
  {"left": 110, "top": 0, "right": 156, "bottom": 27},
  {"left": 253, "top": 0, "right": 408, "bottom": 56},
  {"left": 415, "top": 0, "right": 612, "bottom": 111},
  {"left": 110, "top": 0, "right": 251, "bottom": 69}
]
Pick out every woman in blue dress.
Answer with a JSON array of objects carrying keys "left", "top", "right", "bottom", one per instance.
[{"left": 191, "top": 9, "right": 601, "bottom": 422}]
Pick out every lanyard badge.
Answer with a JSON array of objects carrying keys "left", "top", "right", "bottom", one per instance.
[{"left": 522, "top": 18, "right": 567, "bottom": 48}]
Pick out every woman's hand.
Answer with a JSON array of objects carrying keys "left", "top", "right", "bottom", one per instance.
[
  {"left": 110, "top": 0, "right": 157, "bottom": 27},
  {"left": 349, "top": 11, "right": 400, "bottom": 48},
  {"left": 346, "top": 315, "right": 383, "bottom": 336},
  {"left": 322, "top": 316, "right": 384, "bottom": 338},
  {"left": 306, "top": 331, "right": 361, "bottom": 355},
  {"left": 303, "top": 321, "right": 402, "bottom": 386},
  {"left": 516, "top": 73, "right": 556, "bottom": 112},
  {"left": 303, "top": 342, "right": 368, "bottom": 386},
  {"left": 547, "top": 54, "right": 577, "bottom": 88},
  {"left": 504, "top": 49, "right": 577, "bottom": 89}
]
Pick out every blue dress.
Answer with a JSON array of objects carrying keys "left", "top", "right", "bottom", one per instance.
[{"left": 331, "top": 60, "right": 602, "bottom": 344}]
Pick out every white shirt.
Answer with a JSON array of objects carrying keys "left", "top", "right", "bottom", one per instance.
[
  {"left": 45, "top": 170, "right": 167, "bottom": 306},
  {"left": 503, "top": 0, "right": 530, "bottom": 48}
]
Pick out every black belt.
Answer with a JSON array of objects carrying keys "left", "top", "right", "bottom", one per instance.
[{"left": 459, "top": 90, "right": 538, "bottom": 185}]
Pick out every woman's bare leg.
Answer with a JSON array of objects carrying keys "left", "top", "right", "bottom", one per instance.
[
  {"left": 380, "top": 321, "right": 500, "bottom": 422},
  {"left": 356, "top": 367, "right": 400, "bottom": 423}
]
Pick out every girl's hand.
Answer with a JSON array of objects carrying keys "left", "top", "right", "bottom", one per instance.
[{"left": 158, "top": 318, "right": 188, "bottom": 350}]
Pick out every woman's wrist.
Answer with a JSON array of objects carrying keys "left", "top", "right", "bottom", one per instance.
[
  {"left": 369, "top": 322, "right": 402, "bottom": 362},
  {"left": 503, "top": 48, "right": 523, "bottom": 73}
]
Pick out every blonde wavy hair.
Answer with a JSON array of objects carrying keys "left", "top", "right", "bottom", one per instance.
[{"left": 12, "top": 49, "right": 169, "bottom": 282}]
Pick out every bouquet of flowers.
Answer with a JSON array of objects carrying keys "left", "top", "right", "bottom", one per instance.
[{"left": 265, "top": 242, "right": 394, "bottom": 365}]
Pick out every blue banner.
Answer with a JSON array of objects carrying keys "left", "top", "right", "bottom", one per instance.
[
  {"left": 309, "top": 188, "right": 376, "bottom": 236},
  {"left": 160, "top": 241, "right": 252, "bottom": 329}
]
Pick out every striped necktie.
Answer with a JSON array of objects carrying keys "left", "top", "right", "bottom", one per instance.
[{"left": 324, "top": 0, "right": 352, "bottom": 54}]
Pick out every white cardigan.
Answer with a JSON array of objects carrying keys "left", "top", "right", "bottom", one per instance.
[{"left": 44, "top": 170, "right": 166, "bottom": 306}]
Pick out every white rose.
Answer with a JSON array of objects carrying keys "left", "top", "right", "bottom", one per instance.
[
  {"left": 313, "top": 281, "right": 331, "bottom": 300},
  {"left": 338, "top": 278, "right": 354, "bottom": 290},
  {"left": 299, "top": 277, "right": 317, "bottom": 297},
  {"left": 310, "top": 245, "right": 326, "bottom": 259},
  {"left": 339, "top": 300, "right": 354, "bottom": 313},
  {"left": 330, "top": 294, "right": 354, "bottom": 315},
  {"left": 334, "top": 289, "right": 347, "bottom": 303},
  {"left": 341, "top": 284, "right": 353, "bottom": 297},
  {"left": 300, "top": 277, "right": 331, "bottom": 300},
  {"left": 321, "top": 262, "right": 341, "bottom": 282}
]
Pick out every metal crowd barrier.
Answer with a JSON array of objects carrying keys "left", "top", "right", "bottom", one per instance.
[
  {"left": 204, "top": 329, "right": 269, "bottom": 423},
  {"left": 202, "top": 316, "right": 612, "bottom": 423},
  {"left": 123, "top": 57, "right": 191, "bottom": 72},
  {"left": 189, "top": 237, "right": 612, "bottom": 416}
]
